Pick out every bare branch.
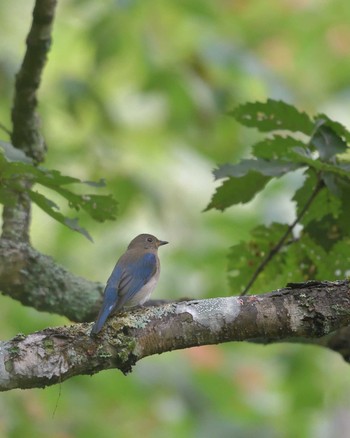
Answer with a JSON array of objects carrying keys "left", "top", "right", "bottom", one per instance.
[{"left": 1, "top": 280, "right": 349, "bottom": 391}]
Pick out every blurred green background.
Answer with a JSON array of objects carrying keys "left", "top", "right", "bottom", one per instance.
[{"left": 1, "top": 0, "right": 350, "bottom": 437}]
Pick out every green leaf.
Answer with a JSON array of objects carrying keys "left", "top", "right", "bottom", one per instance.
[
  {"left": 326, "top": 239, "right": 350, "bottom": 279},
  {"left": 303, "top": 214, "right": 342, "bottom": 251},
  {"left": 214, "top": 158, "right": 301, "bottom": 179},
  {"left": 310, "top": 121, "right": 348, "bottom": 160},
  {"left": 314, "top": 114, "right": 350, "bottom": 145},
  {"left": 29, "top": 190, "right": 93, "bottom": 241},
  {"left": 52, "top": 186, "right": 118, "bottom": 222},
  {"left": 289, "top": 148, "right": 350, "bottom": 178},
  {"left": 230, "top": 99, "right": 314, "bottom": 135},
  {"left": 206, "top": 171, "right": 271, "bottom": 211},
  {"left": 0, "top": 147, "right": 118, "bottom": 231},
  {"left": 227, "top": 223, "right": 293, "bottom": 294},
  {"left": 293, "top": 171, "right": 341, "bottom": 227},
  {"left": 252, "top": 135, "right": 307, "bottom": 160}
]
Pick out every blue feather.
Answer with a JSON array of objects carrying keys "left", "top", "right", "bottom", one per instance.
[{"left": 90, "top": 253, "right": 157, "bottom": 335}]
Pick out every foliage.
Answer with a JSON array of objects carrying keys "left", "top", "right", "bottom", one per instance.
[
  {"left": 0, "top": 141, "right": 117, "bottom": 240},
  {"left": 207, "top": 100, "right": 350, "bottom": 293}
]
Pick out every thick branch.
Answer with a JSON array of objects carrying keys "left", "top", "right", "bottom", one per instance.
[
  {"left": 0, "top": 238, "right": 103, "bottom": 322},
  {"left": 1, "top": 280, "right": 349, "bottom": 391}
]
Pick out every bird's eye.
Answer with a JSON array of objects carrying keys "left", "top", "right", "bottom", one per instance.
[{"left": 147, "top": 237, "right": 153, "bottom": 242}]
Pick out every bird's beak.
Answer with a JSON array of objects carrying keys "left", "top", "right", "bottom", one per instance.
[{"left": 157, "top": 240, "right": 168, "bottom": 247}]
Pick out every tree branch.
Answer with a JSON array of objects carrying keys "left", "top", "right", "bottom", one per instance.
[
  {"left": 0, "top": 238, "right": 103, "bottom": 322},
  {"left": 2, "top": 0, "right": 58, "bottom": 242},
  {"left": 11, "top": 0, "right": 57, "bottom": 163},
  {"left": 1, "top": 280, "right": 349, "bottom": 391}
]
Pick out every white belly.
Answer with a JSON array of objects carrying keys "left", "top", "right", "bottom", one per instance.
[{"left": 124, "top": 273, "right": 159, "bottom": 308}]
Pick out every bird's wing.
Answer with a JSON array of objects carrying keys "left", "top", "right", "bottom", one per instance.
[
  {"left": 90, "top": 264, "right": 123, "bottom": 335},
  {"left": 117, "top": 252, "right": 157, "bottom": 303}
]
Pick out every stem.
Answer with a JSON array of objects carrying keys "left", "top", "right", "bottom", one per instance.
[{"left": 240, "top": 175, "right": 324, "bottom": 296}]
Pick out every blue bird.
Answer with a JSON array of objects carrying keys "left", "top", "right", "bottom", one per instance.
[{"left": 90, "top": 234, "right": 168, "bottom": 336}]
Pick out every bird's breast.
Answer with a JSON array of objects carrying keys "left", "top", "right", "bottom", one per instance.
[{"left": 124, "top": 272, "right": 160, "bottom": 308}]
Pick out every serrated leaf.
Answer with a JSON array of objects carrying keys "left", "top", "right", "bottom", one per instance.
[
  {"left": 289, "top": 148, "right": 350, "bottom": 178},
  {"left": 53, "top": 186, "right": 118, "bottom": 222},
  {"left": 326, "top": 239, "right": 350, "bottom": 279},
  {"left": 293, "top": 171, "right": 341, "bottom": 227},
  {"left": 83, "top": 178, "right": 106, "bottom": 188},
  {"left": 206, "top": 171, "right": 270, "bottom": 211},
  {"left": 227, "top": 223, "right": 292, "bottom": 293},
  {"left": 29, "top": 190, "right": 93, "bottom": 241},
  {"left": 252, "top": 135, "right": 307, "bottom": 160},
  {"left": 314, "top": 114, "right": 350, "bottom": 144},
  {"left": 303, "top": 214, "right": 342, "bottom": 251},
  {"left": 214, "top": 158, "right": 301, "bottom": 180},
  {"left": 310, "top": 121, "right": 348, "bottom": 160},
  {"left": 230, "top": 99, "right": 314, "bottom": 135}
]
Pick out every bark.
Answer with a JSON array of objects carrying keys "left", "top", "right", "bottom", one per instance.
[
  {"left": 0, "top": 238, "right": 103, "bottom": 322},
  {"left": 0, "top": 280, "right": 349, "bottom": 391}
]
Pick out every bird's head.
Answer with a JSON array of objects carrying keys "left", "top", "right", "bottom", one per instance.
[{"left": 128, "top": 234, "right": 168, "bottom": 250}]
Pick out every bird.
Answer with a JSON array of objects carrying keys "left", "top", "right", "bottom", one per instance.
[{"left": 90, "top": 233, "right": 168, "bottom": 336}]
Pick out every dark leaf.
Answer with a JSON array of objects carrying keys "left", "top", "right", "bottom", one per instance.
[
  {"left": 206, "top": 171, "right": 270, "bottom": 211},
  {"left": 303, "top": 214, "right": 342, "bottom": 251},
  {"left": 293, "top": 171, "right": 341, "bottom": 227},
  {"left": 310, "top": 121, "right": 348, "bottom": 160},
  {"left": 230, "top": 99, "right": 314, "bottom": 135},
  {"left": 214, "top": 158, "right": 301, "bottom": 180},
  {"left": 314, "top": 114, "right": 350, "bottom": 144},
  {"left": 228, "top": 223, "right": 296, "bottom": 294},
  {"left": 252, "top": 135, "right": 307, "bottom": 160}
]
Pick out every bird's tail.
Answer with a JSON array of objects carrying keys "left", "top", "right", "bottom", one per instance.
[{"left": 90, "top": 301, "right": 116, "bottom": 336}]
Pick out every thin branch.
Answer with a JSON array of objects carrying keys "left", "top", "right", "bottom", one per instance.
[
  {"left": 0, "top": 280, "right": 349, "bottom": 391},
  {"left": 240, "top": 175, "right": 324, "bottom": 296},
  {"left": 11, "top": 0, "right": 57, "bottom": 163},
  {"left": 0, "top": 122, "right": 11, "bottom": 136}
]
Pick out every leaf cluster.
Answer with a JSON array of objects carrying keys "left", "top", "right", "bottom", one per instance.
[
  {"left": 207, "top": 100, "right": 350, "bottom": 293},
  {"left": 0, "top": 141, "right": 117, "bottom": 241}
]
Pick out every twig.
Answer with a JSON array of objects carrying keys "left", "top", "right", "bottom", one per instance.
[
  {"left": 0, "top": 122, "right": 11, "bottom": 136},
  {"left": 240, "top": 175, "right": 324, "bottom": 296}
]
